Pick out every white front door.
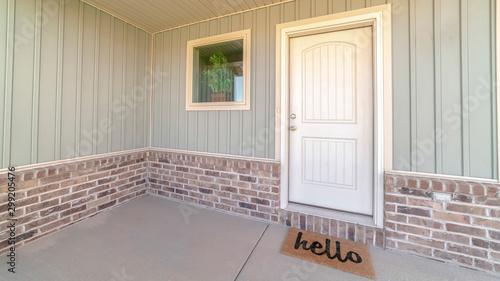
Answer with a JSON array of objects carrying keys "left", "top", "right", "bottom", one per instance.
[{"left": 288, "top": 26, "right": 374, "bottom": 215}]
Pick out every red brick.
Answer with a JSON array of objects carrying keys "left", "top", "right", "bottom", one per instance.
[
  {"left": 71, "top": 182, "right": 97, "bottom": 192},
  {"left": 408, "top": 235, "right": 445, "bottom": 249},
  {"left": 397, "top": 206, "right": 431, "bottom": 217},
  {"left": 386, "top": 221, "right": 396, "bottom": 230},
  {"left": 231, "top": 194, "right": 249, "bottom": 202},
  {"left": 432, "top": 231, "right": 469, "bottom": 245},
  {"left": 471, "top": 238, "right": 490, "bottom": 249},
  {"left": 25, "top": 199, "right": 58, "bottom": 214},
  {"left": 394, "top": 176, "right": 406, "bottom": 187},
  {"left": 447, "top": 244, "right": 488, "bottom": 258},
  {"left": 451, "top": 194, "right": 473, "bottom": 204},
  {"left": 407, "top": 198, "right": 443, "bottom": 209},
  {"left": 386, "top": 213, "right": 408, "bottom": 223},
  {"left": 39, "top": 173, "right": 71, "bottom": 185},
  {"left": 314, "top": 217, "right": 323, "bottom": 234},
  {"left": 397, "top": 241, "right": 432, "bottom": 256},
  {"left": 23, "top": 172, "right": 35, "bottom": 181},
  {"left": 385, "top": 194, "right": 406, "bottom": 204},
  {"left": 397, "top": 224, "right": 431, "bottom": 237},
  {"left": 446, "top": 203, "right": 486, "bottom": 216},
  {"left": 98, "top": 200, "right": 116, "bottom": 211},
  {"left": 407, "top": 178, "right": 418, "bottom": 188},
  {"left": 88, "top": 171, "right": 110, "bottom": 181},
  {"left": 213, "top": 190, "right": 229, "bottom": 198},
  {"left": 434, "top": 211, "right": 470, "bottom": 224},
  {"left": 215, "top": 203, "right": 231, "bottom": 211},
  {"left": 61, "top": 205, "right": 87, "bottom": 218},
  {"left": 61, "top": 190, "right": 87, "bottom": 203},
  {"left": 41, "top": 189, "right": 70, "bottom": 201},
  {"left": 473, "top": 217, "right": 500, "bottom": 229},
  {"left": 485, "top": 198, "right": 500, "bottom": 206},
  {"left": 27, "top": 183, "right": 60, "bottom": 196},
  {"left": 375, "top": 230, "right": 384, "bottom": 248},
  {"left": 485, "top": 185, "right": 499, "bottom": 198},
  {"left": 386, "top": 204, "right": 396, "bottom": 212},
  {"left": 220, "top": 198, "right": 237, "bottom": 206},
  {"left": 36, "top": 170, "right": 47, "bottom": 178},
  {"left": 250, "top": 197, "right": 269, "bottom": 206},
  {"left": 238, "top": 202, "right": 256, "bottom": 210},
  {"left": 386, "top": 230, "right": 406, "bottom": 240},
  {"left": 442, "top": 180, "right": 457, "bottom": 193},
  {"left": 257, "top": 205, "right": 277, "bottom": 215},
  {"left": 239, "top": 189, "right": 258, "bottom": 196},
  {"left": 355, "top": 225, "right": 365, "bottom": 243},
  {"left": 251, "top": 211, "right": 270, "bottom": 220},
  {"left": 434, "top": 250, "right": 473, "bottom": 265},
  {"left": 432, "top": 180, "right": 444, "bottom": 191},
  {"left": 491, "top": 209, "right": 500, "bottom": 217},
  {"left": 17, "top": 196, "right": 39, "bottom": 208},
  {"left": 408, "top": 217, "right": 443, "bottom": 229},
  {"left": 15, "top": 230, "right": 38, "bottom": 243},
  {"left": 474, "top": 259, "right": 493, "bottom": 271},
  {"left": 456, "top": 181, "right": 471, "bottom": 194},
  {"left": 40, "top": 217, "right": 71, "bottom": 233},
  {"left": 419, "top": 179, "right": 430, "bottom": 190},
  {"left": 97, "top": 188, "right": 117, "bottom": 198},
  {"left": 446, "top": 224, "right": 486, "bottom": 237},
  {"left": 98, "top": 164, "right": 118, "bottom": 172},
  {"left": 16, "top": 179, "right": 38, "bottom": 190},
  {"left": 199, "top": 200, "right": 214, "bottom": 208},
  {"left": 40, "top": 203, "right": 71, "bottom": 216},
  {"left": 204, "top": 195, "right": 219, "bottom": 203},
  {"left": 471, "top": 184, "right": 485, "bottom": 196},
  {"left": 16, "top": 213, "right": 41, "bottom": 224},
  {"left": 60, "top": 177, "right": 87, "bottom": 188},
  {"left": 398, "top": 187, "right": 433, "bottom": 198}
]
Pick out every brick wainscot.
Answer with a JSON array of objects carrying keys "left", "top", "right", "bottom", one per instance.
[
  {"left": 0, "top": 150, "right": 148, "bottom": 254},
  {"left": 385, "top": 172, "right": 500, "bottom": 273},
  {"left": 1, "top": 149, "right": 499, "bottom": 276}
]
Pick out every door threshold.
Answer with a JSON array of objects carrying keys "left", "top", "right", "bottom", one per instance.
[{"left": 285, "top": 202, "right": 378, "bottom": 228}]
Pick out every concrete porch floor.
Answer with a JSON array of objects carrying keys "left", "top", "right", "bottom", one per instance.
[{"left": 0, "top": 195, "right": 497, "bottom": 281}]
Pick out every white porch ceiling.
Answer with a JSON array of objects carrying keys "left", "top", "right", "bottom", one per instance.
[{"left": 82, "top": 0, "right": 291, "bottom": 33}]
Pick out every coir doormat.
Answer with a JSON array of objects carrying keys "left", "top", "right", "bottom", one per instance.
[{"left": 280, "top": 228, "right": 376, "bottom": 280}]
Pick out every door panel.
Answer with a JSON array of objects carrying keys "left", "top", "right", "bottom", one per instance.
[{"left": 288, "top": 27, "right": 374, "bottom": 215}]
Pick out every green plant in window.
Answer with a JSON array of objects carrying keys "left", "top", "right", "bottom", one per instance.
[{"left": 203, "top": 50, "right": 234, "bottom": 94}]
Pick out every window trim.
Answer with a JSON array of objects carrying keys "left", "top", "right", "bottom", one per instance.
[{"left": 185, "top": 29, "right": 251, "bottom": 111}]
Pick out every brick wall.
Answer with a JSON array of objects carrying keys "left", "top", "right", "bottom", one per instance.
[
  {"left": 148, "top": 151, "right": 282, "bottom": 222},
  {"left": 385, "top": 172, "right": 500, "bottom": 274},
  {"left": 0, "top": 151, "right": 148, "bottom": 254},
  {"left": 277, "top": 210, "right": 384, "bottom": 248},
  {"left": 2, "top": 149, "right": 499, "bottom": 275},
  {"left": 148, "top": 150, "right": 385, "bottom": 248}
]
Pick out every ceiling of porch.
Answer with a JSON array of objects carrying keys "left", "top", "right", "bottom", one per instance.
[{"left": 82, "top": 0, "right": 291, "bottom": 33}]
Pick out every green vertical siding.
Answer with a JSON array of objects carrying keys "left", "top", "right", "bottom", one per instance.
[
  {"left": 0, "top": 0, "right": 151, "bottom": 168},
  {"left": 0, "top": 0, "right": 497, "bottom": 180}
]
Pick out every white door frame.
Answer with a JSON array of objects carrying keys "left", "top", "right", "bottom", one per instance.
[{"left": 275, "top": 4, "right": 392, "bottom": 228}]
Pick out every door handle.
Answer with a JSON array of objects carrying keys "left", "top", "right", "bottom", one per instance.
[{"left": 289, "top": 125, "right": 297, "bottom": 131}]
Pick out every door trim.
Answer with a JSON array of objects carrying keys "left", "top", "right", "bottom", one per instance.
[{"left": 275, "top": 5, "right": 392, "bottom": 228}]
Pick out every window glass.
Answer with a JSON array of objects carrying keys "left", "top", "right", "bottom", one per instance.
[{"left": 192, "top": 39, "right": 244, "bottom": 103}]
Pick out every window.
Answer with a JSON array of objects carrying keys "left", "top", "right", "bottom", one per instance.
[{"left": 186, "top": 29, "right": 251, "bottom": 111}]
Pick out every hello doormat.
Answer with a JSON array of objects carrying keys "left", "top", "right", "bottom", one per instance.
[{"left": 280, "top": 228, "right": 376, "bottom": 280}]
